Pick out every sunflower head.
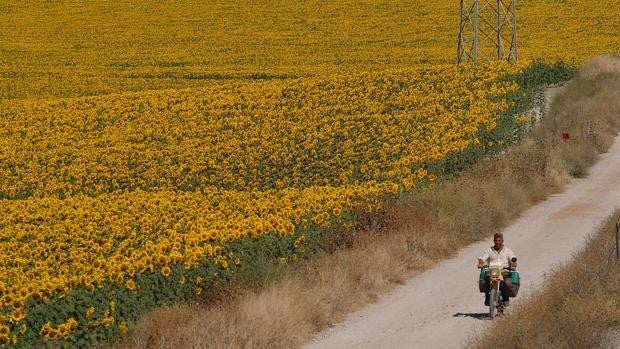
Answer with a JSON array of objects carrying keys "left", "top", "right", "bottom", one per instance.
[
  {"left": 161, "top": 266, "right": 172, "bottom": 277},
  {"left": 10, "top": 309, "right": 26, "bottom": 323},
  {"left": 58, "top": 324, "right": 69, "bottom": 336},
  {"left": 125, "top": 279, "right": 137, "bottom": 291}
]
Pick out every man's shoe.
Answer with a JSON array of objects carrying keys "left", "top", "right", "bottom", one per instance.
[
  {"left": 503, "top": 298, "right": 510, "bottom": 307},
  {"left": 484, "top": 294, "right": 490, "bottom": 306}
]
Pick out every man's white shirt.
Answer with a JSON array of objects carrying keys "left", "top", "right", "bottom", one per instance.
[{"left": 479, "top": 246, "right": 516, "bottom": 268}]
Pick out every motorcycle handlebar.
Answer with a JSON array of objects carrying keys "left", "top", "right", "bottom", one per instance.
[
  {"left": 477, "top": 265, "right": 515, "bottom": 270},
  {"left": 477, "top": 257, "right": 517, "bottom": 269}
]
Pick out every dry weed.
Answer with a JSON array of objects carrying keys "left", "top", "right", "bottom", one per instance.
[{"left": 580, "top": 53, "right": 620, "bottom": 79}]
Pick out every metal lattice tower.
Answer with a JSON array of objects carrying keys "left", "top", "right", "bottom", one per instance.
[{"left": 457, "top": 0, "right": 518, "bottom": 64}]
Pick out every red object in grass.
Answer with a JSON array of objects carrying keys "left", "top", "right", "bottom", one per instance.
[{"left": 562, "top": 132, "right": 570, "bottom": 140}]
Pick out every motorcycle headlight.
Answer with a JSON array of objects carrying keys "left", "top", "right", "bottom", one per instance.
[{"left": 490, "top": 268, "right": 500, "bottom": 277}]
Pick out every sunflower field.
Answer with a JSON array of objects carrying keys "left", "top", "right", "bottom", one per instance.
[
  {"left": 1, "top": 0, "right": 618, "bottom": 100},
  {"left": 0, "top": 0, "right": 613, "bottom": 347}
]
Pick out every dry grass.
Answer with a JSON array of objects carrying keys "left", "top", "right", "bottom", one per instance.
[
  {"left": 579, "top": 53, "right": 620, "bottom": 79},
  {"left": 117, "top": 55, "right": 620, "bottom": 349},
  {"left": 472, "top": 211, "right": 620, "bottom": 349}
]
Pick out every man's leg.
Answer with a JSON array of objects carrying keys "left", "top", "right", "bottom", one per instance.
[
  {"left": 484, "top": 277, "right": 490, "bottom": 306},
  {"left": 502, "top": 276, "right": 513, "bottom": 305}
]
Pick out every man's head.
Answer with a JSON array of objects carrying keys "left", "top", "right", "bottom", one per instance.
[{"left": 493, "top": 232, "right": 504, "bottom": 250}]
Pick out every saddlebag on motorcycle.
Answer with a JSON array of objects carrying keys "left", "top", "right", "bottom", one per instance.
[
  {"left": 506, "top": 271, "right": 520, "bottom": 297},
  {"left": 478, "top": 269, "right": 487, "bottom": 293}
]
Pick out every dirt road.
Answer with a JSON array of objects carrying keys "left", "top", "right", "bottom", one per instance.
[{"left": 305, "top": 134, "right": 620, "bottom": 349}]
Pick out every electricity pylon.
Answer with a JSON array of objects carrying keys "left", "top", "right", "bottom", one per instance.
[{"left": 457, "top": 0, "right": 518, "bottom": 64}]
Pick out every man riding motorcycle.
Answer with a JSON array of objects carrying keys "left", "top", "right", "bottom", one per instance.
[{"left": 477, "top": 232, "right": 518, "bottom": 307}]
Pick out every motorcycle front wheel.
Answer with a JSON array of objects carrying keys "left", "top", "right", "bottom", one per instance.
[{"left": 489, "top": 288, "right": 498, "bottom": 319}]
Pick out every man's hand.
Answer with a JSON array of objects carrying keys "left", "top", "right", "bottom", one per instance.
[
  {"left": 477, "top": 259, "right": 485, "bottom": 268},
  {"left": 510, "top": 261, "right": 517, "bottom": 270}
]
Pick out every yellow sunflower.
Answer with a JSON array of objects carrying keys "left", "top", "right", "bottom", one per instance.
[
  {"left": 125, "top": 279, "right": 137, "bottom": 291},
  {"left": 161, "top": 266, "right": 172, "bottom": 277}
]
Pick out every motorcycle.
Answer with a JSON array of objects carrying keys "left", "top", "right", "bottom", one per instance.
[{"left": 480, "top": 257, "right": 517, "bottom": 319}]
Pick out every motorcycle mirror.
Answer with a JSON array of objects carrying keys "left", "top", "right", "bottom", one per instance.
[{"left": 511, "top": 257, "right": 517, "bottom": 262}]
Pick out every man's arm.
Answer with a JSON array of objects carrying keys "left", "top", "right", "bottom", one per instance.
[
  {"left": 508, "top": 248, "right": 517, "bottom": 270},
  {"left": 477, "top": 249, "right": 490, "bottom": 267}
]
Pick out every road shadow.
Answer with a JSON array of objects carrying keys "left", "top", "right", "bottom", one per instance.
[{"left": 452, "top": 312, "right": 489, "bottom": 320}]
